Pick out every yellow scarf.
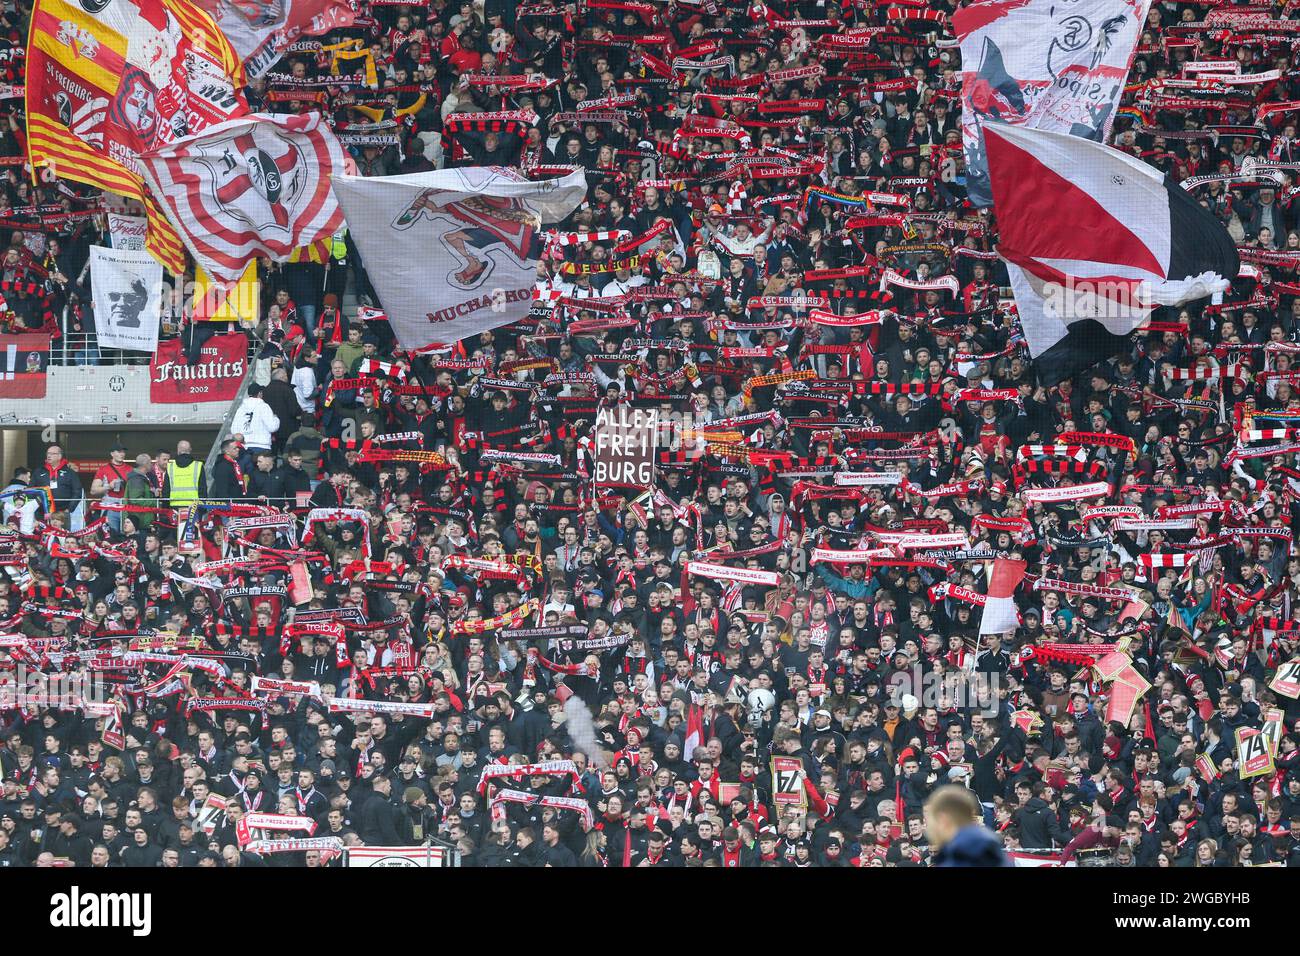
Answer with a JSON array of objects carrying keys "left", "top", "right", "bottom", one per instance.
[{"left": 323, "top": 40, "right": 378, "bottom": 88}]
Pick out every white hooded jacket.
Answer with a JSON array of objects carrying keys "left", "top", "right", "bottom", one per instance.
[{"left": 232, "top": 395, "right": 281, "bottom": 450}]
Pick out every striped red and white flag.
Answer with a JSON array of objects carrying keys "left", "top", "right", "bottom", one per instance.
[
  {"left": 979, "top": 558, "right": 1027, "bottom": 636},
  {"left": 140, "top": 112, "right": 346, "bottom": 285},
  {"left": 1015, "top": 444, "right": 1088, "bottom": 461},
  {"left": 1166, "top": 363, "right": 1244, "bottom": 381},
  {"left": 1240, "top": 428, "right": 1300, "bottom": 441},
  {"left": 1138, "top": 552, "right": 1197, "bottom": 569},
  {"left": 727, "top": 178, "right": 747, "bottom": 214},
  {"left": 683, "top": 703, "right": 706, "bottom": 762}
]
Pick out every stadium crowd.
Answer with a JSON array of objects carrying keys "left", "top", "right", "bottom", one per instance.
[{"left": 0, "top": 0, "right": 1298, "bottom": 868}]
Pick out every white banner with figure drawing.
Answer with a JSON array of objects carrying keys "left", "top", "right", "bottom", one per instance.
[{"left": 332, "top": 166, "right": 587, "bottom": 351}]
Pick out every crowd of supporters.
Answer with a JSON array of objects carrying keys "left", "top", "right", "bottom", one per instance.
[{"left": 0, "top": 0, "right": 1296, "bottom": 868}]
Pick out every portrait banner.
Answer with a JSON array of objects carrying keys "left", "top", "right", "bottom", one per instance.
[{"left": 89, "top": 245, "right": 162, "bottom": 351}]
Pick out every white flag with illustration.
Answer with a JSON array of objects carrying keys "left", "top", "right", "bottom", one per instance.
[
  {"left": 955, "top": 0, "right": 1151, "bottom": 206},
  {"left": 332, "top": 166, "right": 587, "bottom": 351}
]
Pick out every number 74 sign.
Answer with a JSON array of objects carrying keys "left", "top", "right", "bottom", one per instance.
[
  {"left": 1269, "top": 658, "right": 1300, "bottom": 699},
  {"left": 771, "top": 756, "right": 807, "bottom": 809},
  {"left": 1236, "top": 727, "right": 1274, "bottom": 780}
]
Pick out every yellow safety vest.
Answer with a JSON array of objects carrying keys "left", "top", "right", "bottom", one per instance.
[
  {"left": 167, "top": 460, "right": 202, "bottom": 506},
  {"left": 288, "top": 228, "right": 347, "bottom": 264},
  {"left": 329, "top": 228, "right": 348, "bottom": 262}
]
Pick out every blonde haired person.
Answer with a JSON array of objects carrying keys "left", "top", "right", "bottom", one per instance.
[{"left": 925, "top": 785, "right": 1011, "bottom": 867}]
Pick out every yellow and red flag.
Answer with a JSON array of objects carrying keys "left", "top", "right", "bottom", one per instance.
[{"left": 24, "top": 0, "right": 247, "bottom": 274}]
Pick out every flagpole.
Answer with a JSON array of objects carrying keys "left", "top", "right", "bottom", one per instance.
[{"left": 321, "top": 257, "right": 332, "bottom": 338}]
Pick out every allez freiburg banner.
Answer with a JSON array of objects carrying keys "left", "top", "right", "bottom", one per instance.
[{"left": 593, "top": 405, "right": 658, "bottom": 488}]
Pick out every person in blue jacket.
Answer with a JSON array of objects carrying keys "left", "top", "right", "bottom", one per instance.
[{"left": 926, "top": 785, "right": 1012, "bottom": 867}]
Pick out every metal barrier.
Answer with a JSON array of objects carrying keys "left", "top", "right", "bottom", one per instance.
[
  {"left": 1017, "top": 846, "right": 1112, "bottom": 866},
  {"left": 54, "top": 331, "right": 155, "bottom": 367},
  {"left": 50, "top": 331, "right": 265, "bottom": 367},
  {"left": 1075, "top": 847, "right": 1115, "bottom": 867},
  {"left": 55, "top": 305, "right": 266, "bottom": 367}
]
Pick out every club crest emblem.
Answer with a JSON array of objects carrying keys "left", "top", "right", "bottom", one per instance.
[
  {"left": 108, "top": 67, "right": 160, "bottom": 149},
  {"left": 192, "top": 126, "right": 308, "bottom": 236}
]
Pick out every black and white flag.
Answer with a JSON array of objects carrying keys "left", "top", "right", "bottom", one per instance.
[
  {"left": 89, "top": 246, "right": 163, "bottom": 352},
  {"left": 984, "top": 124, "right": 1238, "bottom": 386}
]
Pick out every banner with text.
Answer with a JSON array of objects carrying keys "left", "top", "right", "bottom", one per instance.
[
  {"left": 150, "top": 332, "right": 248, "bottom": 403},
  {"left": 593, "top": 406, "right": 658, "bottom": 488}
]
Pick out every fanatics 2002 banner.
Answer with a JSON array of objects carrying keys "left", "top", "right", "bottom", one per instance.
[{"left": 150, "top": 331, "right": 247, "bottom": 403}]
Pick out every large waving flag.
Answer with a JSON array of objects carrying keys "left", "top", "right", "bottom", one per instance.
[
  {"left": 979, "top": 558, "right": 1026, "bottom": 636},
  {"left": 194, "top": 0, "right": 356, "bottom": 78},
  {"left": 25, "top": 0, "right": 247, "bottom": 273},
  {"left": 984, "top": 123, "right": 1238, "bottom": 386},
  {"left": 955, "top": 0, "right": 1151, "bottom": 206},
  {"left": 140, "top": 112, "right": 346, "bottom": 286},
  {"left": 332, "top": 166, "right": 587, "bottom": 351}
]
